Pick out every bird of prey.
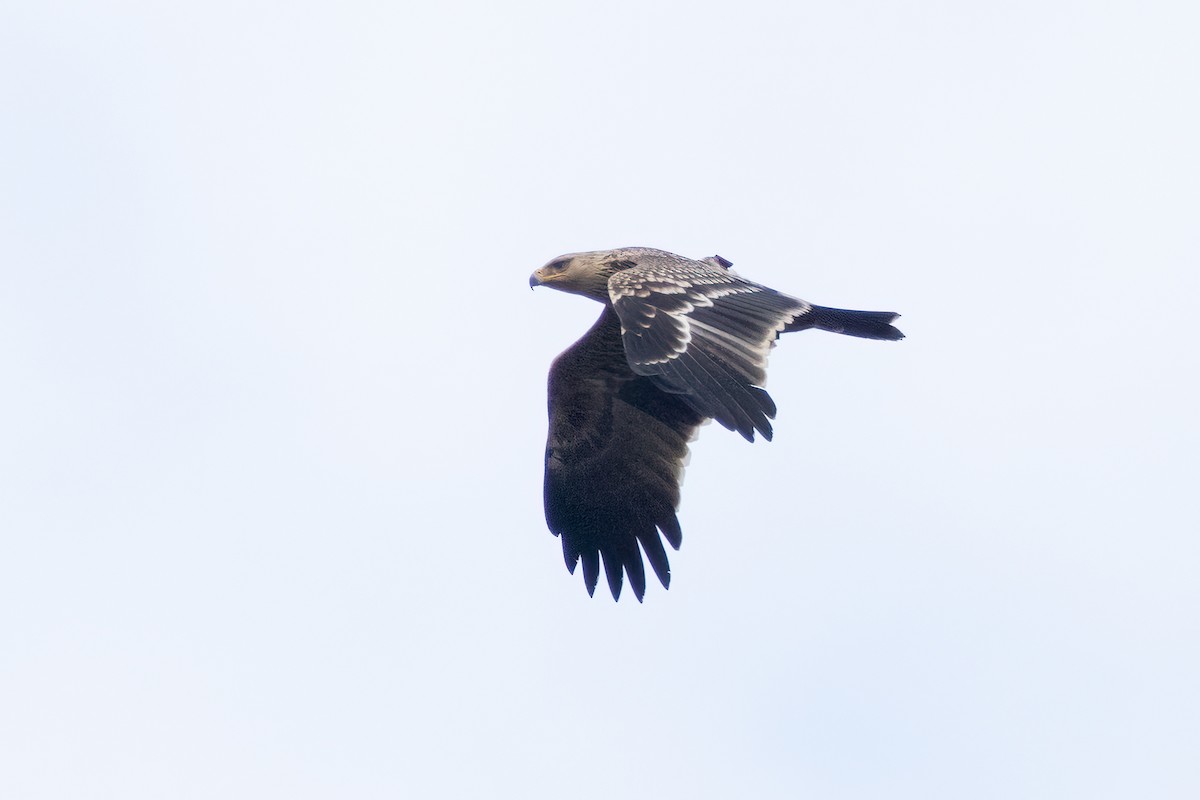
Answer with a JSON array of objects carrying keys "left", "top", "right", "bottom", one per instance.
[{"left": 529, "top": 247, "right": 902, "bottom": 601}]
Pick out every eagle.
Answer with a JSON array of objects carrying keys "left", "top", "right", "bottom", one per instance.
[{"left": 529, "top": 247, "right": 903, "bottom": 601}]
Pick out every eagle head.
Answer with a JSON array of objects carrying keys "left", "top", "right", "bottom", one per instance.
[{"left": 529, "top": 250, "right": 637, "bottom": 302}]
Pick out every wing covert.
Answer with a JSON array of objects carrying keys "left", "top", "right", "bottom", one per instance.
[{"left": 609, "top": 258, "right": 811, "bottom": 442}]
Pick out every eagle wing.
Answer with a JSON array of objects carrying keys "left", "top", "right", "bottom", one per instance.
[
  {"left": 608, "top": 257, "right": 811, "bottom": 442},
  {"left": 544, "top": 307, "right": 705, "bottom": 601}
]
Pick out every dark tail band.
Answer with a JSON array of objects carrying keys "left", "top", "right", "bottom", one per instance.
[{"left": 786, "top": 305, "right": 905, "bottom": 341}]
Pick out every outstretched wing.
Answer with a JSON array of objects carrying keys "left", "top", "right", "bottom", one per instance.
[
  {"left": 608, "top": 257, "right": 811, "bottom": 442},
  {"left": 544, "top": 307, "right": 705, "bottom": 601}
]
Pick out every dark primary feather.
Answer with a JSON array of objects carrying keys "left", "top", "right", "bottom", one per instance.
[{"left": 543, "top": 307, "right": 705, "bottom": 601}]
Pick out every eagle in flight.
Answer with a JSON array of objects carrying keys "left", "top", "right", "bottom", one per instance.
[{"left": 530, "top": 247, "right": 902, "bottom": 601}]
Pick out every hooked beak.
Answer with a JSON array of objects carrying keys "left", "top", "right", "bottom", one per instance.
[{"left": 529, "top": 271, "right": 542, "bottom": 290}]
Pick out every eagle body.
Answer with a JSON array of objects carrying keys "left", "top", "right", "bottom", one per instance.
[{"left": 530, "top": 247, "right": 902, "bottom": 601}]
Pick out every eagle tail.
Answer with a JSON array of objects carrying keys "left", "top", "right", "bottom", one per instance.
[{"left": 787, "top": 305, "right": 905, "bottom": 341}]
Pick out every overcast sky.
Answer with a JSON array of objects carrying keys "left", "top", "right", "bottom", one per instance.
[{"left": 2, "top": 1, "right": 1198, "bottom": 798}]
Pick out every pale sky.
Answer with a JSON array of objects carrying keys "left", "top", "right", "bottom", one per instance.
[{"left": 2, "top": 1, "right": 1198, "bottom": 798}]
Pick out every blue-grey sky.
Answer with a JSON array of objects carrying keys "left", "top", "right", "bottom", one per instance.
[{"left": 3, "top": 2, "right": 1198, "bottom": 797}]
